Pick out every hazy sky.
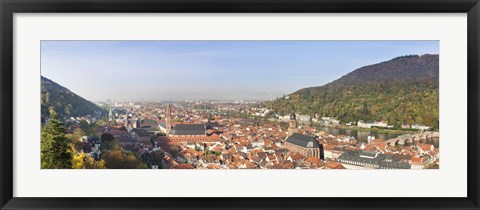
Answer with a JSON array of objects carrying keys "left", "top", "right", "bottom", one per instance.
[{"left": 41, "top": 40, "right": 439, "bottom": 102}]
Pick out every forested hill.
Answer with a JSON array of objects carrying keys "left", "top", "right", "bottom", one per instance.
[
  {"left": 41, "top": 76, "right": 107, "bottom": 119},
  {"left": 268, "top": 54, "right": 439, "bottom": 129}
]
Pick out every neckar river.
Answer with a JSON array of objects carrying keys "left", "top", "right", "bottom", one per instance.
[{"left": 316, "top": 126, "right": 439, "bottom": 148}]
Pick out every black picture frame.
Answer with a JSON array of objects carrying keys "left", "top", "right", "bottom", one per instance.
[{"left": 1, "top": 0, "right": 479, "bottom": 209}]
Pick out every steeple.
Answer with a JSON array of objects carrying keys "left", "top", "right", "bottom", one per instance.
[
  {"left": 166, "top": 104, "right": 172, "bottom": 134},
  {"left": 288, "top": 110, "right": 298, "bottom": 135},
  {"left": 108, "top": 105, "right": 113, "bottom": 122},
  {"left": 207, "top": 112, "right": 212, "bottom": 123},
  {"left": 290, "top": 109, "right": 296, "bottom": 120}
]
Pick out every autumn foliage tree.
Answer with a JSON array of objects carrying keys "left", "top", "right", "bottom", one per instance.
[
  {"left": 102, "top": 150, "right": 148, "bottom": 169},
  {"left": 268, "top": 55, "right": 439, "bottom": 129},
  {"left": 72, "top": 151, "right": 106, "bottom": 169}
]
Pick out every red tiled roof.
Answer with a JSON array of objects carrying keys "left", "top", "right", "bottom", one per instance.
[
  {"left": 156, "top": 136, "right": 221, "bottom": 143},
  {"left": 411, "top": 156, "right": 424, "bottom": 165},
  {"left": 174, "top": 164, "right": 194, "bottom": 169},
  {"left": 305, "top": 156, "right": 323, "bottom": 167},
  {"left": 324, "top": 161, "right": 346, "bottom": 169}
]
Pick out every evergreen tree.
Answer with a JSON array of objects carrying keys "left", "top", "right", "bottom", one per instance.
[{"left": 41, "top": 108, "right": 73, "bottom": 169}]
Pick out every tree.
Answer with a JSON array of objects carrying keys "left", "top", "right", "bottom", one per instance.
[
  {"left": 65, "top": 128, "right": 86, "bottom": 143},
  {"left": 72, "top": 151, "right": 86, "bottom": 169},
  {"left": 167, "top": 145, "right": 181, "bottom": 158},
  {"left": 102, "top": 150, "right": 148, "bottom": 169},
  {"left": 153, "top": 150, "right": 165, "bottom": 164},
  {"left": 41, "top": 108, "right": 73, "bottom": 169},
  {"left": 362, "top": 101, "right": 370, "bottom": 117},
  {"left": 100, "top": 133, "right": 120, "bottom": 151},
  {"left": 72, "top": 150, "right": 106, "bottom": 169},
  {"left": 100, "top": 133, "right": 115, "bottom": 142},
  {"left": 78, "top": 120, "right": 95, "bottom": 136},
  {"left": 95, "top": 119, "right": 108, "bottom": 127},
  {"left": 85, "top": 157, "right": 106, "bottom": 169}
]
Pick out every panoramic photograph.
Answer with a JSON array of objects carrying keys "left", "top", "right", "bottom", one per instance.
[{"left": 40, "top": 40, "right": 439, "bottom": 169}]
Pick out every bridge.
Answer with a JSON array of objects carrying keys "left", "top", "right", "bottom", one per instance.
[{"left": 384, "top": 132, "right": 439, "bottom": 146}]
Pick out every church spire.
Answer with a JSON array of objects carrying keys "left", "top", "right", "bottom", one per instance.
[
  {"left": 290, "top": 109, "right": 296, "bottom": 120},
  {"left": 166, "top": 104, "right": 172, "bottom": 134},
  {"left": 288, "top": 109, "right": 298, "bottom": 135},
  {"left": 108, "top": 105, "right": 113, "bottom": 122}
]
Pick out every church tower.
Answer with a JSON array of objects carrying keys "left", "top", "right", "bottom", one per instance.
[
  {"left": 166, "top": 104, "right": 172, "bottom": 134},
  {"left": 207, "top": 112, "right": 212, "bottom": 123},
  {"left": 288, "top": 110, "right": 298, "bottom": 135},
  {"left": 108, "top": 105, "right": 113, "bottom": 122}
]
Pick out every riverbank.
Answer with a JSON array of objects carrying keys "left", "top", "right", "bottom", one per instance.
[
  {"left": 263, "top": 117, "right": 419, "bottom": 135},
  {"left": 314, "top": 125, "right": 416, "bottom": 136},
  {"left": 330, "top": 126, "right": 416, "bottom": 135}
]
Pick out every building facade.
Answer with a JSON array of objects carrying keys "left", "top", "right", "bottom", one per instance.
[
  {"left": 288, "top": 110, "right": 298, "bottom": 135},
  {"left": 165, "top": 104, "right": 172, "bottom": 134},
  {"left": 158, "top": 104, "right": 218, "bottom": 144},
  {"left": 284, "top": 133, "right": 323, "bottom": 160},
  {"left": 338, "top": 150, "right": 411, "bottom": 169}
]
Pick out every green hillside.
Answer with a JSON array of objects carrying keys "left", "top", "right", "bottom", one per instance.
[
  {"left": 41, "top": 76, "right": 107, "bottom": 119},
  {"left": 268, "top": 54, "right": 439, "bottom": 129}
]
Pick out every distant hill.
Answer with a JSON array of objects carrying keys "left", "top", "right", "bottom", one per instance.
[
  {"left": 268, "top": 54, "right": 439, "bottom": 129},
  {"left": 41, "top": 76, "right": 107, "bottom": 119}
]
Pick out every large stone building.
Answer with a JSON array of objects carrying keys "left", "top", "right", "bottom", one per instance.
[
  {"left": 338, "top": 150, "right": 411, "bottom": 169},
  {"left": 284, "top": 111, "right": 324, "bottom": 160},
  {"left": 165, "top": 104, "right": 206, "bottom": 137},
  {"left": 157, "top": 104, "right": 220, "bottom": 144},
  {"left": 169, "top": 124, "right": 206, "bottom": 137},
  {"left": 284, "top": 133, "right": 323, "bottom": 160}
]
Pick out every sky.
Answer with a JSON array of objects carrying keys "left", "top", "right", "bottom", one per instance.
[{"left": 41, "top": 40, "right": 439, "bottom": 102}]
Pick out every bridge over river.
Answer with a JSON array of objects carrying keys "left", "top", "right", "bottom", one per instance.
[{"left": 384, "top": 132, "right": 439, "bottom": 146}]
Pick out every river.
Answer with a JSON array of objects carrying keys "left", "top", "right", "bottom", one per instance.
[{"left": 316, "top": 126, "right": 439, "bottom": 148}]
